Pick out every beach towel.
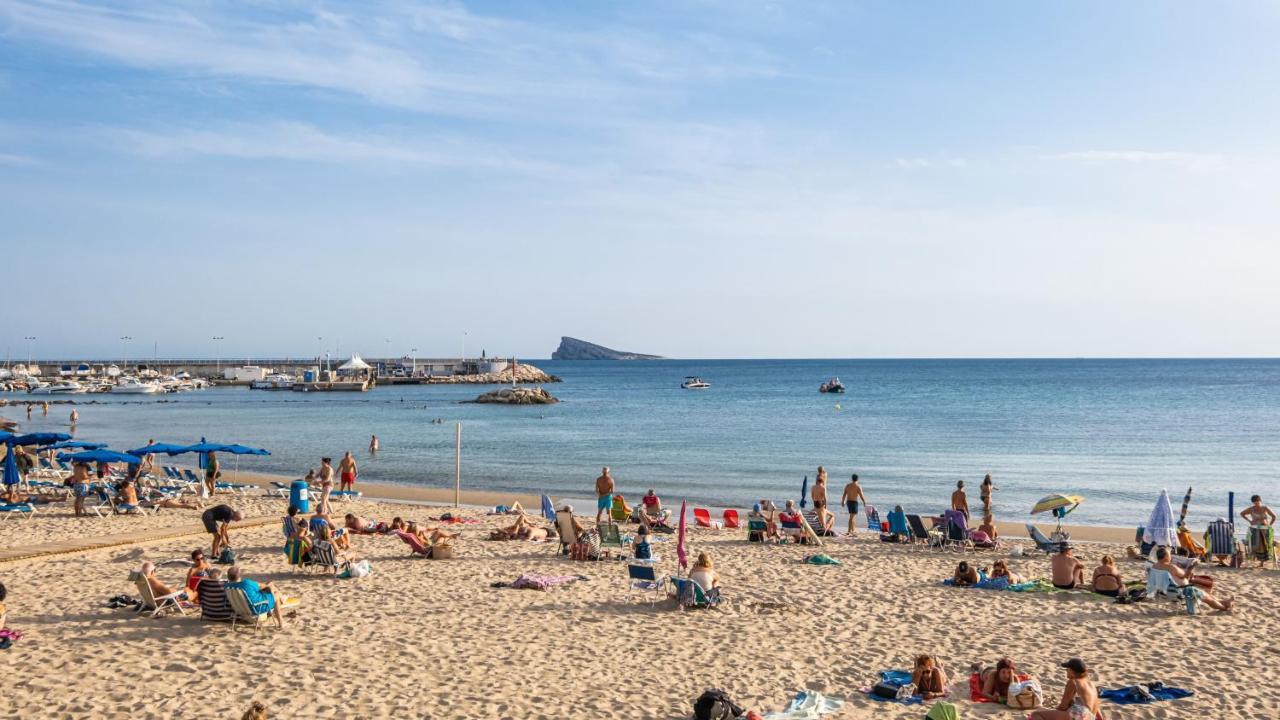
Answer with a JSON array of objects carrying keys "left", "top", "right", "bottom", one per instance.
[
  {"left": 1008, "top": 579, "right": 1059, "bottom": 593},
  {"left": 802, "top": 553, "right": 840, "bottom": 565},
  {"left": 924, "top": 703, "right": 957, "bottom": 720},
  {"left": 762, "top": 691, "right": 843, "bottom": 719},
  {"left": 1100, "top": 684, "right": 1193, "bottom": 704},
  {"left": 507, "top": 573, "right": 584, "bottom": 591},
  {"left": 863, "top": 670, "right": 923, "bottom": 705},
  {"left": 1248, "top": 525, "right": 1275, "bottom": 562},
  {"left": 968, "top": 673, "right": 995, "bottom": 703}
]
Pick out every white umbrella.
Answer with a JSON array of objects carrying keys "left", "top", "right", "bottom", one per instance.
[{"left": 1143, "top": 489, "right": 1177, "bottom": 547}]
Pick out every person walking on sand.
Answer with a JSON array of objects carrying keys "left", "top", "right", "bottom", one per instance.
[
  {"left": 951, "top": 480, "right": 970, "bottom": 520},
  {"left": 595, "top": 467, "right": 615, "bottom": 524},
  {"left": 318, "top": 457, "right": 334, "bottom": 512},
  {"left": 980, "top": 473, "right": 996, "bottom": 514},
  {"left": 369, "top": 435, "right": 379, "bottom": 453},
  {"left": 339, "top": 452, "right": 357, "bottom": 494},
  {"left": 840, "top": 474, "right": 867, "bottom": 533},
  {"left": 204, "top": 451, "right": 221, "bottom": 496}
]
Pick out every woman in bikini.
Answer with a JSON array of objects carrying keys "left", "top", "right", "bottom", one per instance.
[
  {"left": 911, "top": 655, "right": 949, "bottom": 700},
  {"left": 1029, "top": 658, "right": 1103, "bottom": 720},
  {"left": 1090, "top": 555, "right": 1123, "bottom": 597},
  {"left": 989, "top": 558, "right": 1024, "bottom": 585},
  {"left": 979, "top": 657, "right": 1018, "bottom": 703}
]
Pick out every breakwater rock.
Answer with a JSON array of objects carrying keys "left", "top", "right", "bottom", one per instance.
[
  {"left": 425, "top": 363, "right": 561, "bottom": 384},
  {"left": 470, "top": 387, "right": 559, "bottom": 405}
]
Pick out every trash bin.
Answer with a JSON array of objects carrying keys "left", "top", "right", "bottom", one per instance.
[{"left": 290, "top": 479, "right": 310, "bottom": 514}]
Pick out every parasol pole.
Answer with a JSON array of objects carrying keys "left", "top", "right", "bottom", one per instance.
[{"left": 454, "top": 422, "right": 461, "bottom": 508}]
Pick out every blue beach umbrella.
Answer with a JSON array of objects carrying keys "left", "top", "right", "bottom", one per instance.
[
  {"left": 58, "top": 449, "right": 142, "bottom": 465},
  {"left": 127, "top": 442, "right": 194, "bottom": 456},
  {"left": 2, "top": 450, "right": 19, "bottom": 487},
  {"left": 1142, "top": 489, "right": 1177, "bottom": 548},
  {"left": 541, "top": 494, "right": 556, "bottom": 523},
  {"left": 46, "top": 440, "right": 107, "bottom": 451},
  {"left": 11, "top": 432, "right": 72, "bottom": 446},
  {"left": 800, "top": 475, "right": 808, "bottom": 510}
]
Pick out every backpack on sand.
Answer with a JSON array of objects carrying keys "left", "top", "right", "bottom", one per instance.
[{"left": 693, "top": 689, "right": 743, "bottom": 720}]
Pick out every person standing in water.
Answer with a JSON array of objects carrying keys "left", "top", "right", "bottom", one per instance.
[
  {"left": 69, "top": 408, "right": 79, "bottom": 425},
  {"left": 980, "top": 474, "right": 996, "bottom": 515},
  {"left": 41, "top": 401, "right": 48, "bottom": 416},
  {"left": 369, "top": 435, "right": 379, "bottom": 453},
  {"left": 840, "top": 474, "right": 868, "bottom": 533},
  {"left": 951, "top": 480, "right": 970, "bottom": 520}
]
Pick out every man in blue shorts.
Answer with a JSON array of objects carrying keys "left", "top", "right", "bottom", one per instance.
[{"left": 595, "top": 467, "right": 615, "bottom": 524}]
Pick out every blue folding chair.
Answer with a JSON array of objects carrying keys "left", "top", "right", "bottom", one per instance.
[{"left": 626, "top": 564, "right": 666, "bottom": 603}]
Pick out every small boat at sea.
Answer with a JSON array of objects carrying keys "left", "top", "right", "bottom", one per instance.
[
  {"left": 681, "top": 376, "right": 711, "bottom": 389},
  {"left": 251, "top": 374, "right": 296, "bottom": 390},
  {"left": 819, "top": 377, "right": 846, "bottom": 394}
]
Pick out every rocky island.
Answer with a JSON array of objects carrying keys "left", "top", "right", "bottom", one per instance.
[
  {"left": 425, "top": 363, "right": 561, "bottom": 384},
  {"left": 469, "top": 387, "right": 559, "bottom": 405},
  {"left": 551, "top": 337, "right": 663, "bottom": 361}
]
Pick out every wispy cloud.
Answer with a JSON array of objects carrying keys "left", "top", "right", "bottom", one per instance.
[
  {"left": 0, "top": 152, "right": 38, "bottom": 166},
  {"left": 1041, "top": 150, "right": 1225, "bottom": 171}
]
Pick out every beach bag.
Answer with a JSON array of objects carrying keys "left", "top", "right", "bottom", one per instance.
[
  {"left": 1007, "top": 679, "right": 1042, "bottom": 709},
  {"left": 340, "top": 559, "right": 372, "bottom": 579},
  {"left": 215, "top": 547, "right": 236, "bottom": 565},
  {"left": 693, "top": 688, "right": 743, "bottom": 720},
  {"left": 871, "top": 682, "right": 901, "bottom": 700},
  {"left": 431, "top": 544, "right": 455, "bottom": 560}
]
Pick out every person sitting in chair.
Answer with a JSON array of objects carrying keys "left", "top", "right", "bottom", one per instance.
[
  {"left": 225, "top": 566, "right": 292, "bottom": 629},
  {"left": 636, "top": 490, "right": 672, "bottom": 529},
  {"left": 139, "top": 561, "right": 186, "bottom": 600},
  {"left": 632, "top": 523, "right": 653, "bottom": 560},
  {"left": 747, "top": 503, "right": 780, "bottom": 541},
  {"left": 1152, "top": 547, "right": 1233, "bottom": 612},
  {"left": 690, "top": 552, "right": 719, "bottom": 589}
]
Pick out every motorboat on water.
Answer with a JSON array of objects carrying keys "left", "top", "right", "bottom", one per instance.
[
  {"left": 29, "top": 380, "right": 87, "bottom": 395},
  {"left": 112, "top": 377, "right": 162, "bottom": 394},
  {"left": 105, "top": 364, "right": 122, "bottom": 378},
  {"left": 251, "top": 373, "right": 296, "bottom": 390},
  {"left": 819, "top": 377, "right": 846, "bottom": 394},
  {"left": 681, "top": 376, "right": 711, "bottom": 389}
]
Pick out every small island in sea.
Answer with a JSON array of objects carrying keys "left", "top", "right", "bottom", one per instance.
[{"left": 551, "top": 336, "right": 664, "bottom": 360}]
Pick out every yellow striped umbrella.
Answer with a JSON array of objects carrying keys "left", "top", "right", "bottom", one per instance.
[{"left": 1031, "top": 493, "right": 1084, "bottom": 516}]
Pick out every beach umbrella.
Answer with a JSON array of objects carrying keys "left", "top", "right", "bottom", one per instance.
[
  {"left": 1177, "top": 486, "right": 1193, "bottom": 529},
  {"left": 46, "top": 440, "right": 107, "bottom": 451},
  {"left": 800, "top": 475, "right": 808, "bottom": 509},
  {"left": 2, "top": 449, "right": 18, "bottom": 487},
  {"left": 10, "top": 432, "right": 72, "bottom": 446},
  {"left": 58, "top": 449, "right": 141, "bottom": 465},
  {"left": 126, "top": 442, "right": 194, "bottom": 456},
  {"left": 1031, "top": 493, "right": 1084, "bottom": 516},
  {"left": 1142, "top": 489, "right": 1177, "bottom": 547},
  {"left": 676, "top": 500, "right": 689, "bottom": 572},
  {"left": 540, "top": 494, "right": 556, "bottom": 523}
]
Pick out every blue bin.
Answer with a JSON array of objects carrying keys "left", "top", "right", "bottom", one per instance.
[{"left": 290, "top": 479, "right": 310, "bottom": 514}]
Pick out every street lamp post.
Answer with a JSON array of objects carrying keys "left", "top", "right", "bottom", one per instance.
[
  {"left": 120, "top": 336, "right": 132, "bottom": 369},
  {"left": 317, "top": 336, "right": 323, "bottom": 365},
  {"left": 212, "top": 336, "right": 225, "bottom": 374},
  {"left": 411, "top": 347, "right": 418, "bottom": 376},
  {"left": 23, "top": 336, "right": 35, "bottom": 366}
]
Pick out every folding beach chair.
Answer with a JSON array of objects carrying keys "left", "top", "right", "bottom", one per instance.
[
  {"left": 746, "top": 518, "right": 769, "bottom": 542},
  {"left": 554, "top": 510, "right": 580, "bottom": 555},
  {"left": 597, "top": 522, "right": 624, "bottom": 552},
  {"left": 1144, "top": 568, "right": 1198, "bottom": 615},
  {"left": 1176, "top": 527, "right": 1205, "bottom": 558},
  {"left": 907, "top": 514, "right": 942, "bottom": 548},
  {"left": 943, "top": 510, "right": 974, "bottom": 552},
  {"left": 183, "top": 469, "right": 202, "bottom": 484},
  {"left": 626, "top": 564, "right": 667, "bottom": 603},
  {"left": 864, "top": 505, "right": 883, "bottom": 533},
  {"left": 225, "top": 587, "right": 299, "bottom": 631},
  {"left": 1025, "top": 524, "right": 1060, "bottom": 554},
  {"left": 1204, "top": 520, "right": 1236, "bottom": 563},
  {"left": 90, "top": 488, "right": 117, "bottom": 518},
  {"left": 887, "top": 508, "right": 910, "bottom": 538},
  {"left": 611, "top": 495, "right": 631, "bottom": 523},
  {"left": 394, "top": 529, "right": 433, "bottom": 557},
  {"left": 266, "top": 481, "right": 290, "bottom": 498},
  {"left": 195, "top": 578, "right": 233, "bottom": 623},
  {"left": 723, "top": 509, "right": 741, "bottom": 529},
  {"left": 804, "top": 510, "right": 834, "bottom": 537},
  {"left": 306, "top": 541, "right": 340, "bottom": 575},
  {"left": 779, "top": 516, "right": 805, "bottom": 543},
  {"left": 130, "top": 570, "right": 187, "bottom": 618},
  {"left": 670, "top": 577, "right": 721, "bottom": 610},
  {"left": 693, "top": 508, "right": 712, "bottom": 528}
]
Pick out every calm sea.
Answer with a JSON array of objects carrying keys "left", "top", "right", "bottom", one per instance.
[{"left": 8, "top": 359, "right": 1279, "bottom": 528}]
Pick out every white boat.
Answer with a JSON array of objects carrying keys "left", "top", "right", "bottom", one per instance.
[
  {"left": 29, "top": 380, "right": 87, "bottom": 395},
  {"left": 105, "top": 364, "right": 122, "bottom": 378},
  {"left": 681, "top": 376, "right": 711, "bottom": 389},
  {"left": 111, "top": 377, "right": 162, "bottom": 394},
  {"left": 251, "top": 373, "right": 296, "bottom": 390}
]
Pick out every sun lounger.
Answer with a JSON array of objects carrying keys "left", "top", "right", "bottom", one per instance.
[
  {"left": 864, "top": 505, "right": 883, "bottom": 532},
  {"left": 670, "top": 576, "right": 721, "bottom": 609},
  {"left": 907, "top": 514, "right": 942, "bottom": 548},
  {"left": 90, "top": 488, "right": 117, "bottom": 518},
  {"left": 307, "top": 541, "right": 340, "bottom": 574},
  {"left": 626, "top": 564, "right": 667, "bottom": 603},
  {"left": 266, "top": 481, "right": 290, "bottom": 498},
  {"left": 0, "top": 503, "right": 35, "bottom": 521},
  {"left": 611, "top": 495, "right": 631, "bottom": 523},
  {"left": 130, "top": 571, "right": 187, "bottom": 618},
  {"left": 1025, "top": 524, "right": 1059, "bottom": 554},
  {"left": 182, "top": 469, "right": 202, "bottom": 485},
  {"left": 1204, "top": 519, "right": 1236, "bottom": 561},
  {"left": 394, "top": 529, "right": 433, "bottom": 557},
  {"left": 804, "top": 510, "right": 834, "bottom": 537},
  {"left": 693, "top": 508, "right": 712, "bottom": 528},
  {"left": 226, "top": 586, "right": 298, "bottom": 631},
  {"left": 329, "top": 490, "right": 362, "bottom": 501},
  {"left": 723, "top": 509, "right": 741, "bottom": 529}
]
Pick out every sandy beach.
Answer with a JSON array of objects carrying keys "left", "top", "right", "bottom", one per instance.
[{"left": 0, "top": 472, "right": 1275, "bottom": 719}]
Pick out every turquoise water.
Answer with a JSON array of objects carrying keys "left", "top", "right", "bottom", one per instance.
[{"left": 8, "top": 359, "right": 1279, "bottom": 528}]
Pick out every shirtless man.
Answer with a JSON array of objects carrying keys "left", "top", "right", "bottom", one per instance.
[
  {"left": 1029, "top": 658, "right": 1103, "bottom": 720},
  {"left": 839, "top": 474, "right": 867, "bottom": 533},
  {"left": 68, "top": 462, "right": 92, "bottom": 516},
  {"left": 318, "top": 457, "right": 334, "bottom": 513},
  {"left": 69, "top": 408, "right": 79, "bottom": 425},
  {"left": 1050, "top": 544, "right": 1085, "bottom": 589},
  {"left": 1241, "top": 495, "right": 1277, "bottom": 568},
  {"left": 594, "top": 467, "right": 614, "bottom": 524},
  {"left": 951, "top": 480, "right": 970, "bottom": 520},
  {"left": 811, "top": 470, "right": 828, "bottom": 512},
  {"left": 338, "top": 452, "right": 358, "bottom": 494},
  {"left": 1152, "top": 547, "right": 1233, "bottom": 611},
  {"left": 369, "top": 435, "right": 379, "bottom": 453}
]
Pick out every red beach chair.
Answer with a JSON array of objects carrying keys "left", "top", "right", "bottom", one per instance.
[
  {"left": 723, "top": 509, "right": 741, "bottom": 529},
  {"left": 693, "top": 508, "right": 712, "bottom": 527}
]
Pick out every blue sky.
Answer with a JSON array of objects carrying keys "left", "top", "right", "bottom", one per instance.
[{"left": 2, "top": 1, "right": 1278, "bottom": 359}]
